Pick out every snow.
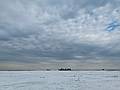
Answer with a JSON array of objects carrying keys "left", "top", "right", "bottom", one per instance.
[{"left": 0, "top": 71, "right": 120, "bottom": 90}]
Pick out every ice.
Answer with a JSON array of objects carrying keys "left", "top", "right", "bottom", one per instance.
[{"left": 0, "top": 71, "right": 120, "bottom": 90}]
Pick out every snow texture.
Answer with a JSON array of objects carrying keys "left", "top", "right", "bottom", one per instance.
[{"left": 0, "top": 71, "right": 120, "bottom": 90}]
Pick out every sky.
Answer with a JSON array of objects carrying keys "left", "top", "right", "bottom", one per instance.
[{"left": 0, "top": 0, "right": 120, "bottom": 70}]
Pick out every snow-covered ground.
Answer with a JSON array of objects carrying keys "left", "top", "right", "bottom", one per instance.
[{"left": 0, "top": 71, "right": 120, "bottom": 90}]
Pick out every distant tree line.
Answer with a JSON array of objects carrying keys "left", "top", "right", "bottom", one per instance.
[{"left": 58, "top": 68, "right": 71, "bottom": 71}]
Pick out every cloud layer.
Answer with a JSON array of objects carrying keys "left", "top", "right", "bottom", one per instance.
[{"left": 0, "top": 0, "right": 120, "bottom": 62}]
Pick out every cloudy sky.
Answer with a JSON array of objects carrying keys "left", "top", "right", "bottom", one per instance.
[{"left": 0, "top": 0, "right": 120, "bottom": 70}]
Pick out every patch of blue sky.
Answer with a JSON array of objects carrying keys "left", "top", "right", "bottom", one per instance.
[{"left": 106, "top": 20, "right": 120, "bottom": 32}]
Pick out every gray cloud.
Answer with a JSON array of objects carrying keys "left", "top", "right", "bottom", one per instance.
[{"left": 0, "top": 0, "right": 120, "bottom": 63}]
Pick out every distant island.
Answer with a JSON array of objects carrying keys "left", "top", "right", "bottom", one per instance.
[{"left": 58, "top": 68, "right": 72, "bottom": 71}]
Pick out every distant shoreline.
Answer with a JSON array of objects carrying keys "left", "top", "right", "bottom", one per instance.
[{"left": 0, "top": 69, "right": 120, "bottom": 71}]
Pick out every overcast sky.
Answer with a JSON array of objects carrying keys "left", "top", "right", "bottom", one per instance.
[{"left": 0, "top": 0, "right": 120, "bottom": 65}]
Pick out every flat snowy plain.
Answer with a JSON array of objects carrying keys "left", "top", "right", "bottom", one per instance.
[{"left": 0, "top": 71, "right": 120, "bottom": 90}]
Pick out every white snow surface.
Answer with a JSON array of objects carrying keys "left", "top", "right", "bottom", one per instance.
[{"left": 0, "top": 71, "right": 120, "bottom": 90}]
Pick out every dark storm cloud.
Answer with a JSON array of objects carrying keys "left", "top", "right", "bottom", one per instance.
[{"left": 0, "top": 0, "right": 120, "bottom": 62}]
